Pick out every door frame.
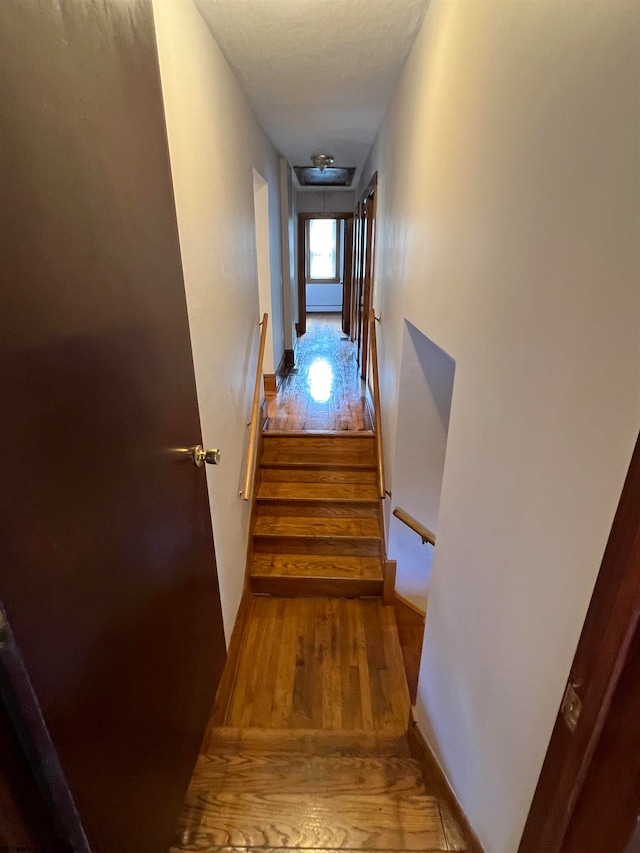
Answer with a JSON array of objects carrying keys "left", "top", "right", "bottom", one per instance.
[
  {"left": 519, "top": 431, "right": 640, "bottom": 852},
  {"left": 296, "top": 211, "right": 354, "bottom": 337},
  {"left": 351, "top": 173, "right": 378, "bottom": 380},
  {"left": 0, "top": 606, "right": 89, "bottom": 851}
]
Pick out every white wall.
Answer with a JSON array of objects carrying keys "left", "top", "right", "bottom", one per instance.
[
  {"left": 388, "top": 321, "right": 455, "bottom": 613},
  {"left": 279, "top": 158, "right": 298, "bottom": 352},
  {"left": 297, "top": 189, "right": 355, "bottom": 214},
  {"left": 253, "top": 170, "right": 276, "bottom": 374},
  {"left": 360, "top": 3, "right": 640, "bottom": 851},
  {"left": 305, "top": 284, "right": 343, "bottom": 313},
  {"left": 152, "top": 0, "right": 284, "bottom": 641}
]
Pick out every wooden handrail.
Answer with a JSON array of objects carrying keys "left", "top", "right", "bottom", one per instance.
[
  {"left": 392, "top": 507, "right": 436, "bottom": 546},
  {"left": 368, "top": 309, "right": 385, "bottom": 498},
  {"left": 242, "top": 313, "right": 268, "bottom": 501}
]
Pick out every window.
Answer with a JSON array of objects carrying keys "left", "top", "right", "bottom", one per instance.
[{"left": 306, "top": 218, "right": 341, "bottom": 283}]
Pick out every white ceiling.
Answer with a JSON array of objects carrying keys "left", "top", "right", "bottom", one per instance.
[{"left": 195, "top": 0, "right": 429, "bottom": 189}]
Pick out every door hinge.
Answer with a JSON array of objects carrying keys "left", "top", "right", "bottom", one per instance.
[{"left": 561, "top": 681, "right": 582, "bottom": 733}]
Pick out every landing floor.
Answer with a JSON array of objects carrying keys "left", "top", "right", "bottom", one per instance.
[
  {"left": 265, "top": 314, "right": 372, "bottom": 432},
  {"left": 223, "top": 597, "right": 410, "bottom": 733},
  {"left": 171, "top": 597, "right": 470, "bottom": 853}
]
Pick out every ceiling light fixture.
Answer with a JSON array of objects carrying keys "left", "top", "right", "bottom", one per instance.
[
  {"left": 311, "top": 153, "right": 335, "bottom": 172},
  {"left": 311, "top": 153, "right": 335, "bottom": 213}
]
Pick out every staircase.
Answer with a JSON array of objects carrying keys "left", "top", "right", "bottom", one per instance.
[
  {"left": 169, "top": 429, "right": 472, "bottom": 853},
  {"left": 249, "top": 431, "right": 385, "bottom": 598}
]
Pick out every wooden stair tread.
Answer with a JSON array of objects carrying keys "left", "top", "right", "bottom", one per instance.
[
  {"left": 225, "top": 598, "right": 410, "bottom": 733},
  {"left": 251, "top": 554, "right": 383, "bottom": 580},
  {"left": 173, "top": 749, "right": 446, "bottom": 852},
  {"left": 190, "top": 752, "right": 426, "bottom": 793},
  {"left": 260, "top": 467, "right": 378, "bottom": 484},
  {"left": 260, "top": 451, "right": 376, "bottom": 469},
  {"left": 257, "top": 481, "right": 380, "bottom": 502},
  {"left": 254, "top": 516, "right": 380, "bottom": 538}
]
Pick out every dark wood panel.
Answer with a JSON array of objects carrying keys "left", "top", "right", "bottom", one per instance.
[
  {"left": 0, "top": 677, "right": 62, "bottom": 849},
  {"left": 562, "top": 608, "right": 640, "bottom": 852},
  {"left": 0, "top": 2, "right": 226, "bottom": 851},
  {"left": 519, "top": 433, "right": 640, "bottom": 853}
]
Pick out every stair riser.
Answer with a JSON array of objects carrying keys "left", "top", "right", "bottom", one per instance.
[
  {"left": 250, "top": 575, "right": 383, "bottom": 598},
  {"left": 203, "top": 727, "right": 412, "bottom": 757},
  {"left": 254, "top": 536, "right": 382, "bottom": 557},
  {"left": 257, "top": 501, "right": 379, "bottom": 518}
]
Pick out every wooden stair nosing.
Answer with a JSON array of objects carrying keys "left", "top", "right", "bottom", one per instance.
[
  {"left": 204, "top": 726, "right": 412, "bottom": 757},
  {"left": 260, "top": 459, "right": 377, "bottom": 471}
]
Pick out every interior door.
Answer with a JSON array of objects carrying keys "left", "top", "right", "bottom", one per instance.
[
  {"left": 0, "top": 2, "right": 226, "bottom": 852},
  {"left": 519, "top": 432, "right": 640, "bottom": 853},
  {"left": 562, "top": 616, "right": 640, "bottom": 852}
]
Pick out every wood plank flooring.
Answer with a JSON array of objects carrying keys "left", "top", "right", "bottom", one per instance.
[
  {"left": 172, "top": 751, "right": 448, "bottom": 852},
  {"left": 265, "top": 314, "right": 372, "bottom": 432},
  {"left": 224, "top": 598, "right": 410, "bottom": 733}
]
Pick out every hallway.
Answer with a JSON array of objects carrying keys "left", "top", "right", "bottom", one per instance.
[
  {"left": 169, "top": 321, "right": 472, "bottom": 853},
  {"left": 265, "top": 315, "right": 372, "bottom": 433}
]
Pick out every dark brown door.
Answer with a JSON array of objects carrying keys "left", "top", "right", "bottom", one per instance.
[
  {"left": 0, "top": 687, "right": 62, "bottom": 849},
  {"left": 0, "top": 2, "right": 226, "bottom": 852},
  {"left": 519, "top": 432, "right": 640, "bottom": 853},
  {"left": 562, "top": 617, "right": 640, "bottom": 852}
]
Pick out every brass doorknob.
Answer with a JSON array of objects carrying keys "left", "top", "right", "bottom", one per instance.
[{"left": 192, "top": 445, "right": 221, "bottom": 467}]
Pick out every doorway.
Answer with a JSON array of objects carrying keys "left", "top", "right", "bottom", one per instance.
[
  {"left": 519, "top": 432, "right": 640, "bottom": 853},
  {"left": 350, "top": 173, "right": 377, "bottom": 380},
  {"left": 296, "top": 212, "right": 353, "bottom": 337}
]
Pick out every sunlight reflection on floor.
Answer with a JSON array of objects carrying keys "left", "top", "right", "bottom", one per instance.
[{"left": 307, "top": 358, "right": 333, "bottom": 403}]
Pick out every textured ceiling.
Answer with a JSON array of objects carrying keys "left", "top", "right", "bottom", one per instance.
[{"left": 195, "top": 0, "right": 429, "bottom": 188}]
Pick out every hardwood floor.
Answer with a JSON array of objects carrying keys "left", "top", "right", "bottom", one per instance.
[
  {"left": 224, "top": 597, "right": 410, "bottom": 733},
  {"left": 171, "top": 597, "right": 469, "bottom": 853},
  {"left": 265, "top": 314, "right": 372, "bottom": 432},
  {"left": 172, "top": 751, "right": 448, "bottom": 852}
]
